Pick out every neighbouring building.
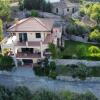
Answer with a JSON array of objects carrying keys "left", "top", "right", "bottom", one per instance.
[
  {"left": 1, "top": 17, "right": 62, "bottom": 66},
  {"left": 52, "top": 0, "right": 79, "bottom": 16}
]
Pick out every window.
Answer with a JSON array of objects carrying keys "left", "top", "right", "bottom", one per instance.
[
  {"left": 67, "top": 8, "right": 69, "bottom": 12},
  {"left": 36, "top": 33, "right": 41, "bottom": 38},
  {"left": 72, "top": 8, "right": 75, "bottom": 13},
  {"left": 19, "top": 33, "right": 28, "bottom": 42},
  {"left": 56, "top": 8, "right": 58, "bottom": 13}
]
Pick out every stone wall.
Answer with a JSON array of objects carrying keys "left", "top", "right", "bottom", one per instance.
[{"left": 54, "top": 59, "right": 100, "bottom": 67}]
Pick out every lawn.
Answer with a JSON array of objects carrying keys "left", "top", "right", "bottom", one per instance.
[{"left": 61, "top": 40, "right": 100, "bottom": 60}]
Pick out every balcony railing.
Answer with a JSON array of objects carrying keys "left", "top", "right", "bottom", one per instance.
[{"left": 16, "top": 52, "right": 41, "bottom": 59}]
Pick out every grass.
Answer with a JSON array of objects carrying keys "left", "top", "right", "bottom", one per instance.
[{"left": 61, "top": 40, "right": 100, "bottom": 60}]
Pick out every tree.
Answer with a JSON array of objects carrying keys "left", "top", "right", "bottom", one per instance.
[
  {"left": 81, "top": 3, "right": 100, "bottom": 24},
  {"left": 89, "top": 3, "right": 100, "bottom": 24},
  {"left": 0, "top": 0, "right": 11, "bottom": 21},
  {"left": 0, "top": 19, "right": 3, "bottom": 41},
  {"left": 48, "top": 43, "right": 58, "bottom": 59},
  {"left": 19, "top": 0, "right": 52, "bottom": 12}
]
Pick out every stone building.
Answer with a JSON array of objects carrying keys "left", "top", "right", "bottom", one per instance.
[{"left": 52, "top": 0, "right": 79, "bottom": 16}]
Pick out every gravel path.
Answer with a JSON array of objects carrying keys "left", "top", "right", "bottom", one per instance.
[{"left": 0, "top": 74, "right": 100, "bottom": 99}]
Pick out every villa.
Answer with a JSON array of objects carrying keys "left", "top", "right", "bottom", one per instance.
[{"left": 1, "top": 17, "right": 62, "bottom": 66}]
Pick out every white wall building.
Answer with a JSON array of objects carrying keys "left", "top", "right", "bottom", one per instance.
[{"left": 1, "top": 17, "right": 62, "bottom": 66}]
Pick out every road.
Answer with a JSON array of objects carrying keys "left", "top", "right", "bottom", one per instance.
[{"left": 0, "top": 74, "right": 100, "bottom": 99}]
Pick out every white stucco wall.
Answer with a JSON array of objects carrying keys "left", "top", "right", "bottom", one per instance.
[{"left": 15, "top": 32, "right": 50, "bottom": 42}]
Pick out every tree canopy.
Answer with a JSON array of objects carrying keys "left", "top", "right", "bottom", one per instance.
[
  {"left": 0, "top": 19, "right": 3, "bottom": 41},
  {"left": 80, "top": 3, "right": 100, "bottom": 24},
  {"left": 0, "top": 0, "right": 11, "bottom": 21},
  {"left": 19, "top": 0, "right": 52, "bottom": 12}
]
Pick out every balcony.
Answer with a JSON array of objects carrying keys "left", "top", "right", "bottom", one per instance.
[
  {"left": 15, "top": 34, "right": 55, "bottom": 47},
  {"left": 16, "top": 52, "right": 41, "bottom": 59}
]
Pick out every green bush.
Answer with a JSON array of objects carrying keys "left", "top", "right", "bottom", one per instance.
[
  {"left": 31, "top": 10, "right": 39, "bottom": 17},
  {"left": 33, "top": 64, "right": 50, "bottom": 76},
  {"left": 11, "top": 86, "right": 32, "bottom": 100},
  {"left": 71, "top": 92, "right": 98, "bottom": 100},
  {"left": 73, "top": 63, "right": 91, "bottom": 80},
  {"left": 0, "top": 55, "right": 14, "bottom": 71},
  {"left": 88, "top": 46, "right": 100, "bottom": 54},
  {"left": 0, "top": 86, "right": 11, "bottom": 100},
  {"left": 31, "top": 89, "right": 62, "bottom": 100},
  {"left": 49, "top": 70, "right": 57, "bottom": 79},
  {"left": 76, "top": 45, "right": 87, "bottom": 57},
  {"left": 49, "top": 61, "right": 56, "bottom": 70},
  {"left": 33, "top": 65, "right": 44, "bottom": 76}
]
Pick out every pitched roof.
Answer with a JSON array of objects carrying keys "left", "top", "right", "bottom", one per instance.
[
  {"left": 8, "top": 17, "right": 55, "bottom": 32},
  {"left": 52, "top": 0, "right": 79, "bottom": 9}
]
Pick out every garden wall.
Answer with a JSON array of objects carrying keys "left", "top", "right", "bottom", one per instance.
[
  {"left": 54, "top": 59, "right": 100, "bottom": 67},
  {"left": 70, "top": 35, "right": 88, "bottom": 42}
]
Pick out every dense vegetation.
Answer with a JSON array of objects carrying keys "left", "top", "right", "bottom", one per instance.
[
  {"left": 61, "top": 40, "right": 100, "bottom": 60},
  {"left": 33, "top": 59, "right": 57, "bottom": 79},
  {"left": 0, "top": 86, "right": 98, "bottom": 100},
  {"left": 57, "top": 64, "right": 100, "bottom": 77},
  {"left": 0, "top": 19, "right": 3, "bottom": 41},
  {"left": 66, "top": 19, "right": 90, "bottom": 37},
  {"left": 19, "top": 0, "right": 52, "bottom": 12},
  {"left": 0, "top": 0, "right": 11, "bottom": 21},
  {"left": 0, "top": 55, "right": 14, "bottom": 71}
]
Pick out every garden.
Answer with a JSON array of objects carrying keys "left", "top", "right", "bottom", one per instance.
[
  {"left": 61, "top": 40, "right": 100, "bottom": 60},
  {"left": 0, "top": 85, "right": 98, "bottom": 100},
  {"left": 33, "top": 58, "right": 100, "bottom": 80}
]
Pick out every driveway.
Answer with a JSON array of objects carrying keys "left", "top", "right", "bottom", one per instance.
[{"left": 12, "top": 67, "right": 35, "bottom": 78}]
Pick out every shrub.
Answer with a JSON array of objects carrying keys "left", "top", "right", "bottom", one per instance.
[
  {"left": 11, "top": 86, "right": 32, "bottom": 100},
  {"left": 49, "top": 61, "right": 56, "bottom": 70},
  {"left": 73, "top": 63, "right": 91, "bottom": 80},
  {"left": 0, "top": 86, "right": 11, "bottom": 100},
  {"left": 76, "top": 45, "right": 87, "bottom": 57},
  {"left": 33, "top": 64, "right": 50, "bottom": 76},
  {"left": 88, "top": 46, "right": 100, "bottom": 54},
  {"left": 72, "top": 92, "right": 98, "bottom": 100},
  {"left": 49, "top": 70, "right": 57, "bottom": 79},
  {"left": 33, "top": 65, "right": 44, "bottom": 76},
  {"left": 31, "top": 89, "right": 62, "bottom": 100},
  {"left": 89, "top": 29, "right": 100, "bottom": 42},
  {"left": 31, "top": 10, "right": 38, "bottom": 17},
  {"left": 0, "top": 55, "right": 14, "bottom": 71}
]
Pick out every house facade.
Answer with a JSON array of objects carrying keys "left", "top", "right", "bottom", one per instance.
[
  {"left": 1, "top": 17, "right": 62, "bottom": 66},
  {"left": 52, "top": 0, "right": 79, "bottom": 16}
]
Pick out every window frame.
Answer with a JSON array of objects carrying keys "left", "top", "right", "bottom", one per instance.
[{"left": 36, "top": 33, "right": 41, "bottom": 38}]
